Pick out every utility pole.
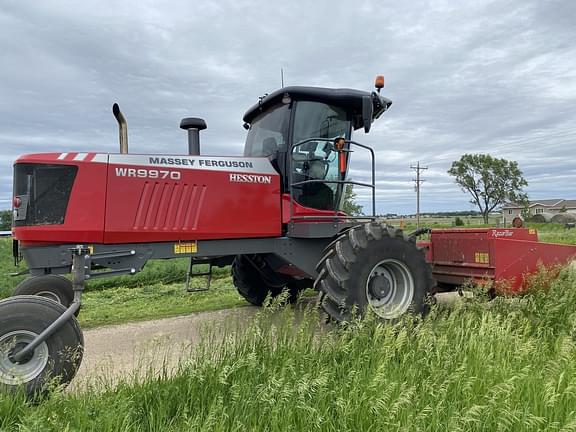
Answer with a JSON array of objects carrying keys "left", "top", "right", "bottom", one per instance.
[{"left": 411, "top": 162, "right": 428, "bottom": 229}]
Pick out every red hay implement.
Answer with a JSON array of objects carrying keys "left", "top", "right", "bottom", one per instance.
[{"left": 420, "top": 228, "right": 576, "bottom": 293}]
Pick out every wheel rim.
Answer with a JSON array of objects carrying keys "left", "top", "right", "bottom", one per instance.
[
  {"left": 0, "top": 330, "right": 49, "bottom": 385},
  {"left": 34, "top": 290, "right": 62, "bottom": 304},
  {"left": 365, "top": 259, "right": 414, "bottom": 319}
]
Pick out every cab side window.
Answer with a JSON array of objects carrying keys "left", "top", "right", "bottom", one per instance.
[{"left": 244, "top": 104, "right": 290, "bottom": 158}]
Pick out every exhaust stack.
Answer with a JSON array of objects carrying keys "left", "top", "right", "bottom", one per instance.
[
  {"left": 180, "top": 117, "right": 207, "bottom": 156},
  {"left": 112, "top": 103, "right": 128, "bottom": 154}
]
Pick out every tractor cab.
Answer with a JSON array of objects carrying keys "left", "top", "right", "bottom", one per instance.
[{"left": 242, "top": 83, "right": 392, "bottom": 218}]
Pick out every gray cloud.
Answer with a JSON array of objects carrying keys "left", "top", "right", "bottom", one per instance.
[{"left": 1, "top": 0, "right": 575, "bottom": 214}]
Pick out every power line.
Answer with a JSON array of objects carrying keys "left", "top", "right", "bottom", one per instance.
[{"left": 411, "top": 161, "right": 428, "bottom": 229}]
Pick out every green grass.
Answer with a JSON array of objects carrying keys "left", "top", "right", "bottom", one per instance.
[
  {"left": 79, "top": 277, "right": 247, "bottom": 328},
  {"left": 531, "top": 223, "right": 576, "bottom": 245},
  {"left": 77, "top": 258, "right": 248, "bottom": 327},
  {"left": 2, "top": 267, "right": 576, "bottom": 431},
  {"left": 0, "top": 239, "right": 27, "bottom": 300}
]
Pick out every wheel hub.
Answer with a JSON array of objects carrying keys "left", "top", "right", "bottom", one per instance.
[
  {"left": 365, "top": 259, "right": 415, "bottom": 320},
  {"left": 0, "top": 330, "right": 49, "bottom": 385},
  {"left": 368, "top": 273, "right": 392, "bottom": 300},
  {"left": 8, "top": 342, "right": 34, "bottom": 364}
]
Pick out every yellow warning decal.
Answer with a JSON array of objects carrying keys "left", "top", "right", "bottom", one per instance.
[
  {"left": 529, "top": 229, "right": 536, "bottom": 235},
  {"left": 174, "top": 242, "right": 197, "bottom": 254},
  {"left": 475, "top": 252, "right": 490, "bottom": 264}
]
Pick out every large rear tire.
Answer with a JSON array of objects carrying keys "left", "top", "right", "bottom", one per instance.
[
  {"left": 315, "top": 223, "right": 434, "bottom": 322},
  {"left": 13, "top": 275, "right": 74, "bottom": 309},
  {"left": 0, "top": 296, "right": 84, "bottom": 398}
]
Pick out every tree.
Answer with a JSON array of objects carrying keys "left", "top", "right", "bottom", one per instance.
[
  {"left": 447, "top": 154, "right": 528, "bottom": 224},
  {"left": 454, "top": 216, "right": 465, "bottom": 226},
  {"left": 342, "top": 184, "right": 363, "bottom": 216},
  {"left": 0, "top": 210, "right": 11, "bottom": 231},
  {"left": 521, "top": 204, "right": 531, "bottom": 221}
]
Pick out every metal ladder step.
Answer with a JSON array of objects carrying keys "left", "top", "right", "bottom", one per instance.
[{"left": 185, "top": 259, "right": 212, "bottom": 292}]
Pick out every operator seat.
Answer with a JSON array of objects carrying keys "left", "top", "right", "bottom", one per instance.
[
  {"left": 261, "top": 137, "right": 278, "bottom": 158},
  {"left": 260, "top": 136, "right": 282, "bottom": 176}
]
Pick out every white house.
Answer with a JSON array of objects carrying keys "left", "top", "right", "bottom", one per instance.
[{"left": 501, "top": 199, "right": 576, "bottom": 224}]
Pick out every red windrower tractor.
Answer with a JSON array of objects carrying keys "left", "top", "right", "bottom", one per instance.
[{"left": 1, "top": 77, "right": 575, "bottom": 397}]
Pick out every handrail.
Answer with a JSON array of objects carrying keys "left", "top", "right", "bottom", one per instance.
[
  {"left": 292, "top": 179, "right": 373, "bottom": 188},
  {"left": 288, "top": 138, "right": 376, "bottom": 223}
]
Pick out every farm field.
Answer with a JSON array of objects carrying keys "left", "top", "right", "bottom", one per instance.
[
  {"left": 384, "top": 214, "right": 502, "bottom": 228},
  {"left": 1, "top": 222, "right": 575, "bottom": 327}
]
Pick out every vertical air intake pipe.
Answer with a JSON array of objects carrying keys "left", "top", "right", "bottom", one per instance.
[{"left": 180, "top": 118, "right": 207, "bottom": 156}]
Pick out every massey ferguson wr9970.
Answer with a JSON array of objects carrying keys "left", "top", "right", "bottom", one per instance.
[{"left": 2, "top": 77, "right": 575, "bottom": 397}]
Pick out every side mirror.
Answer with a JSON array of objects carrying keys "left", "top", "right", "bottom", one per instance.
[{"left": 362, "top": 95, "right": 373, "bottom": 133}]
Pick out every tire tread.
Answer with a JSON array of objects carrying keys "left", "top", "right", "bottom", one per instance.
[{"left": 314, "top": 222, "right": 434, "bottom": 322}]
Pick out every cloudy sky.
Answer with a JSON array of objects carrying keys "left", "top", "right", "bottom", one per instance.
[{"left": 1, "top": 0, "right": 574, "bottom": 215}]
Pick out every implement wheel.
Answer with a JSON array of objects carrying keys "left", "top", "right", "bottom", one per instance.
[
  {"left": 315, "top": 223, "right": 434, "bottom": 322},
  {"left": 13, "top": 275, "right": 75, "bottom": 310},
  {"left": 0, "top": 296, "right": 84, "bottom": 398}
]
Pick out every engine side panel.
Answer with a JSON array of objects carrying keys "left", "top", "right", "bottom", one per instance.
[
  {"left": 13, "top": 152, "right": 107, "bottom": 244},
  {"left": 103, "top": 154, "right": 281, "bottom": 243}
]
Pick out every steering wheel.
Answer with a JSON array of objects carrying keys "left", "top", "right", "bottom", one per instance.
[{"left": 306, "top": 158, "right": 329, "bottom": 179}]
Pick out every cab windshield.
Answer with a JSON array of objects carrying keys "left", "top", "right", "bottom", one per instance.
[
  {"left": 291, "top": 101, "right": 352, "bottom": 211},
  {"left": 293, "top": 101, "right": 351, "bottom": 145}
]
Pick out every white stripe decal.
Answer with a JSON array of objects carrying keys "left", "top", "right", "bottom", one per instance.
[
  {"left": 91, "top": 154, "right": 108, "bottom": 163},
  {"left": 107, "top": 154, "right": 277, "bottom": 174},
  {"left": 52, "top": 153, "right": 273, "bottom": 174}
]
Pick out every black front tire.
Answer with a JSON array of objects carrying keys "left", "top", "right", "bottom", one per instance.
[
  {"left": 232, "top": 255, "right": 313, "bottom": 306},
  {"left": 315, "top": 223, "right": 434, "bottom": 322},
  {"left": 0, "top": 296, "right": 84, "bottom": 398},
  {"left": 13, "top": 275, "right": 74, "bottom": 309},
  {"left": 232, "top": 255, "right": 283, "bottom": 306}
]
